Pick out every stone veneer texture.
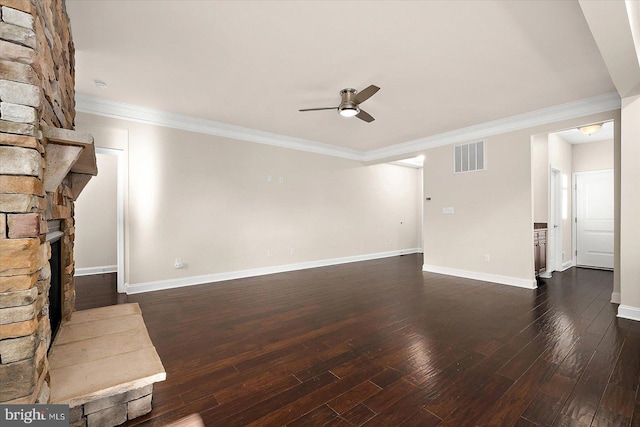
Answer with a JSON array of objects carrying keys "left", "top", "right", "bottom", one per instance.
[
  {"left": 69, "top": 385, "right": 154, "bottom": 427},
  {"left": 0, "top": 0, "right": 77, "bottom": 404}
]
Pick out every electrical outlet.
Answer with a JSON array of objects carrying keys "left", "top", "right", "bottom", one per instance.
[
  {"left": 484, "top": 254, "right": 490, "bottom": 263},
  {"left": 279, "top": 176, "right": 284, "bottom": 184},
  {"left": 174, "top": 258, "right": 184, "bottom": 269},
  {"left": 290, "top": 248, "right": 295, "bottom": 255},
  {"left": 267, "top": 249, "right": 273, "bottom": 257},
  {"left": 442, "top": 207, "right": 455, "bottom": 214}
]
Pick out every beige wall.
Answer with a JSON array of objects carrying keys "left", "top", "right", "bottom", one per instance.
[
  {"left": 548, "top": 133, "right": 573, "bottom": 264},
  {"left": 75, "top": 113, "right": 421, "bottom": 288},
  {"left": 572, "top": 139, "right": 614, "bottom": 172},
  {"left": 423, "top": 131, "right": 534, "bottom": 283},
  {"left": 74, "top": 152, "right": 118, "bottom": 270},
  {"left": 74, "top": 108, "right": 624, "bottom": 297},
  {"left": 422, "top": 111, "right": 618, "bottom": 287},
  {"left": 620, "top": 95, "right": 640, "bottom": 316},
  {"left": 532, "top": 134, "right": 548, "bottom": 223}
]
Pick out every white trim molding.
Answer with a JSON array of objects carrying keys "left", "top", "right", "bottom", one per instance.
[
  {"left": 363, "top": 92, "right": 621, "bottom": 161},
  {"left": 559, "top": 260, "right": 576, "bottom": 271},
  {"left": 75, "top": 94, "right": 363, "bottom": 161},
  {"left": 617, "top": 305, "right": 640, "bottom": 322},
  {"left": 76, "top": 92, "right": 621, "bottom": 164},
  {"left": 75, "top": 265, "right": 118, "bottom": 276},
  {"left": 125, "top": 249, "right": 422, "bottom": 295},
  {"left": 422, "top": 264, "right": 537, "bottom": 289},
  {"left": 611, "top": 292, "right": 621, "bottom": 304}
]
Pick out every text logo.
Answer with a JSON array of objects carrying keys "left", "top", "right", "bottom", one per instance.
[{"left": 1, "top": 405, "right": 69, "bottom": 426}]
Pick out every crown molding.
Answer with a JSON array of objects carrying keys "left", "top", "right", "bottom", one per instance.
[
  {"left": 76, "top": 92, "right": 620, "bottom": 163},
  {"left": 75, "top": 94, "right": 364, "bottom": 161},
  {"left": 363, "top": 92, "right": 621, "bottom": 162}
]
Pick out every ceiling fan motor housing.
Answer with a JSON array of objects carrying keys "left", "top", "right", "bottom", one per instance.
[{"left": 338, "top": 88, "right": 360, "bottom": 116}]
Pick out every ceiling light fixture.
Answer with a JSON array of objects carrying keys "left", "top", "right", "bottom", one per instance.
[
  {"left": 578, "top": 123, "right": 602, "bottom": 136},
  {"left": 93, "top": 79, "right": 108, "bottom": 89},
  {"left": 337, "top": 88, "right": 361, "bottom": 118},
  {"left": 339, "top": 106, "right": 359, "bottom": 117}
]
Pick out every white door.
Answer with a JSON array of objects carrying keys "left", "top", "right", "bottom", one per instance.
[{"left": 576, "top": 170, "right": 614, "bottom": 269}]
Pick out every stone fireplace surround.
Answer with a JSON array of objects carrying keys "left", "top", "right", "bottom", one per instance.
[
  {"left": 1, "top": 2, "right": 165, "bottom": 425},
  {"left": 1, "top": 0, "right": 81, "bottom": 404}
]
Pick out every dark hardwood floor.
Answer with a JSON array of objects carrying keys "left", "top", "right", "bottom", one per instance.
[{"left": 74, "top": 255, "right": 640, "bottom": 426}]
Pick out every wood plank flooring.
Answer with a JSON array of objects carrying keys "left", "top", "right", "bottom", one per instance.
[{"left": 74, "top": 255, "right": 640, "bottom": 426}]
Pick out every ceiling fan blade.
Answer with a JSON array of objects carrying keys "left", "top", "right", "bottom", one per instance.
[
  {"left": 299, "top": 107, "right": 337, "bottom": 112},
  {"left": 354, "top": 85, "right": 380, "bottom": 104},
  {"left": 356, "top": 109, "right": 375, "bottom": 123}
]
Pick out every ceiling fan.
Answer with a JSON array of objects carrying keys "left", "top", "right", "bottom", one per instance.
[{"left": 299, "top": 85, "right": 380, "bottom": 123}]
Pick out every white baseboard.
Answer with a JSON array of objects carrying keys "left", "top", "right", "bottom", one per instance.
[
  {"left": 75, "top": 265, "right": 118, "bottom": 276},
  {"left": 617, "top": 305, "right": 640, "bottom": 322},
  {"left": 559, "top": 260, "right": 575, "bottom": 271},
  {"left": 421, "top": 264, "right": 537, "bottom": 289},
  {"left": 611, "top": 292, "right": 621, "bottom": 304},
  {"left": 126, "top": 248, "right": 422, "bottom": 295}
]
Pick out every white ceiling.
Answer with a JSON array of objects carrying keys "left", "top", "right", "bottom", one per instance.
[{"left": 66, "top": 1, "right": 617, "bottom": 154}]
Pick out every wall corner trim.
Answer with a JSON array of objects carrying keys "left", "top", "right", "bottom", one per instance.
[
  {"left": 617, "top": 305, "right": 640, "bottom": 322},
  {"left": 125, "top": 249, "right": 422, "bottom": 294},
  {"left": 559, "top": 261, "right": 576, "bottom": 271},
  {"left": 611, "top": 292, "right": 621, "bottom": 304},
  {"left": 422, "top": 264, "right": 537, "bottom": 289}
]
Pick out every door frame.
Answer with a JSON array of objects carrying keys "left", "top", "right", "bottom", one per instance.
[
  {"left": 554, "top": 169, "right": 563, "bottom": 272},
  {"left": 542, "top": 168, "right": 563, "bottom": 277}
]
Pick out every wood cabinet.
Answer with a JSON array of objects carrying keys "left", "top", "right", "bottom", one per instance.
[{"left": 534, "top": 229, "right": 547, "bottom": 276}]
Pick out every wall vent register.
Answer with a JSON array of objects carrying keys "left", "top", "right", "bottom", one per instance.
[{"left": 454, "top": 140, "right": 485, "bottom": 173}]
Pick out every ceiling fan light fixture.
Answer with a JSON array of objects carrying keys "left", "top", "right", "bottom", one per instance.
[
  {"left": 299, "top": 85, "right": 378, "bottom": 123},
  {"left": 578, "top": 123, "right": 602, "bottom": 136},
  {"left": 339, "top": 106, "right": 359, "bottom": 117}
]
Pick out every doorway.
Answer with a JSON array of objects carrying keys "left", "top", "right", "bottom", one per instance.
[{"left": 74, "top": 147, "right": 126, "bottom": 292}]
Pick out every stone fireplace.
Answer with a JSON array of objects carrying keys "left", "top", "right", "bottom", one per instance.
[
  {"left": 1, "top": 4, "right": 165, "bottom": 425},
  {"left": 0, "top": 0, "right": 95, "bottom": 403}
]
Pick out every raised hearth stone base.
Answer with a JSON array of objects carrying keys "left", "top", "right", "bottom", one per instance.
[
  {"left": 68, "top": 384, "right": 152, "bottom": 427},
  {"left": 48, "top": 303, "right": 166, "bottom": 427}
]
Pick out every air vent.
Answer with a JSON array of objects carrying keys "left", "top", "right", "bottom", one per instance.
[{"left": 454, "top": 141, "right": 485, "bottom": 173}]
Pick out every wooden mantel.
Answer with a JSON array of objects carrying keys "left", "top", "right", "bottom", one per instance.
[{"left": 41, "top": 126, "right": 97, "bottom": 199}]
